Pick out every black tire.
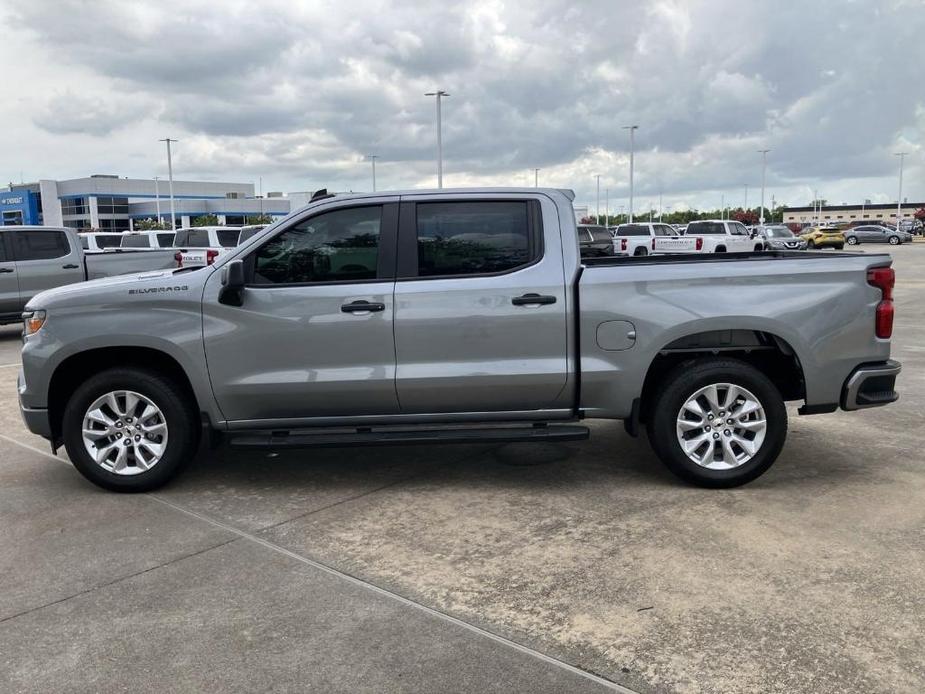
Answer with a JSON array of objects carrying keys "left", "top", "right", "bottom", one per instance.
[
  {"left": 807, "top": 240, "right": 816, "bottom": 249},
  {"left": 888, "top": 236, "right": 900, "bottom": 245},
  {"left": 634, "top": 247, "right": 649, "bottom": 256},
  {"left": 62, "top": 368, "right": 200, "bottom": 492},
  {"left": 715, "top": 246, "right": 726, "bottom": 253},
  {"left": 847, "top": 236, "right": 859, "bottom": 245},
  {"left": 834, "top": 244, "right": 844, "bottom": 250},
  {"left": 754, "top": 244, "right": 763, "bottom": 252},
  {"left": 646, "top": 358, "right": 787, "bottom": 488}
]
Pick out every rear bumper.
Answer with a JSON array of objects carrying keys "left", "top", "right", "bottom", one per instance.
[{"left": 841, "top": 360, "right": 901, "bottom": 411}]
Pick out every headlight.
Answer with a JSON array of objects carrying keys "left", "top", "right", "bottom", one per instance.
[{"left": 23, "top": 310, "right": 46, "bottom": 336}]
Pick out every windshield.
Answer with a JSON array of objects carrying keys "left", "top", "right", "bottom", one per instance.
[{"left": 686, "top": 222, "right": 725, "bottom": 234}]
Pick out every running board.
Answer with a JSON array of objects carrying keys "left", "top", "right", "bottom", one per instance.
[{"left": 227, "top": 424, "right": 590, "bottom": 450}]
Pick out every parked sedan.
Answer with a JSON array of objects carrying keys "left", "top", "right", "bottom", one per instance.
[
  {"left": 757, "top": 225, "right": 807, "bottom": 250},
  {"left": 845, "top": 225, "right": 914, "bottom": 246}
]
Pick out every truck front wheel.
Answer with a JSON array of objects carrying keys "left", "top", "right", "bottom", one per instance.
[
  {"left": 62, "top": 368, "right": 200, "bottom": 492},
  {"left": 647, "top": 358, "right": 787, "bottom": 488}
]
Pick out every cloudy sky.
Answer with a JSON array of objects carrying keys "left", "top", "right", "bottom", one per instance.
[{"left": 1, "top": 0, "right": 922, "bottom": 214}]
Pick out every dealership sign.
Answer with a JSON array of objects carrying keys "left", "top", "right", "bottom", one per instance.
[{"left": 1, "top": 196, "right": 24, "bottom": 205}]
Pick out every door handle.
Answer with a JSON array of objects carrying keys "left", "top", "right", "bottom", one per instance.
[
  {"left": 0, "top": 267, "right": 13, "bottom": 274},
  {"left": 512, "top": 293, "right": 557, "bottom": 306},
  {"left": 62, "top": 264, "right": 80, "bottom": 269},
  {"left": 341, "top": 300, "right": 386, "bottom": 313}
]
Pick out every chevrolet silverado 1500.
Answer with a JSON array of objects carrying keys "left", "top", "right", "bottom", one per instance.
[{"left": 18, "top": 189, "right": 900, "bottom": 491}]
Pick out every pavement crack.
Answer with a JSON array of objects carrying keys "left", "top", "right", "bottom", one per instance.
[{"left": 0, "top": 537, "right": 238, "bottom": 626}]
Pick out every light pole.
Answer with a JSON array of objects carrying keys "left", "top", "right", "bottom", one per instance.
[
  {"left": 154, "top": 176, "right": 161, "bottom": 225},
  {"left": 895, "top": 152, "right": 908, "bottom": 229},
  {"left": 595, "top": 175, "right": 601, "bottom": 224},
  {"left": 424, "top": 90, "right": 449, "bottom": 188},
  {"left": 366, "top": 155, "right": 378, "bottom": 192},
  {"left": 720, "top": 193, "right": 725, "bottom": 220},
  {"left": 744, "top": 184, "right": 749, "bottom": 214},
  {"left": 534, "top": 168, "right": 540, "bottom": 187},
  {"left": 605, "top": 188, "right": 609, "bottom": 226},
  {"left": 658, "top": 190, "right": 663, "bottom": 222},
  {"left": 159, "top": 138, "right": 178, "bottom": 229},
  {"left": 758, "top": 149, "right": 770, "bottom": 225},
  {"left": 623, "top": 125, "right": 638, "bottom": 221},
  {"left": 813, "top": 189, "right": 819, "bottom": 225}
]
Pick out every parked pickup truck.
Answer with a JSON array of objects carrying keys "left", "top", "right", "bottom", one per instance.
[
  {"left": 18, "top": 189, "right": 900, "bottom": 492},
  {"left": 120, "top": 230, "right": 177, "bottom": 250},
  {"left": 0, "top": 226, "right": 177, "bottom": 325},
  {"left": 685, "top": 220, "right": 765, "bottom": 253},
  {"left": 174, "top": 226, "right": 242, "bottom": 268},
  {"left": 613, "top": 222, "right": 701, "bottom": 256}
]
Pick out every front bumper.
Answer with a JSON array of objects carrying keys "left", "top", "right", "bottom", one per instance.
[
  {"left": 841, "top": 360, "right": 902, "bottom": 411},
  {"left": 18, "top": 370, "right": 51, "bottom": 439}
]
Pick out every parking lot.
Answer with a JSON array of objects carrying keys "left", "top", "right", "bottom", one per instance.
[{"left": 0, "top": 245, "right": 923, "bottom": 694}]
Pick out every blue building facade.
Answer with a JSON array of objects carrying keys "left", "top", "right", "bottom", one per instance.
[{"left": 0, "top": 188, "right": 42, "bottom": 225}]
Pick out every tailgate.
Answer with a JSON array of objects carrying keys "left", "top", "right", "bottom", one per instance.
[{"left": 653, "top": 237, "right": 698, "bottom": 253}]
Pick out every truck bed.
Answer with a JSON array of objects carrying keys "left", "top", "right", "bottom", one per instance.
[{"left": 582, "top": 249, "right": 887, "bottom": 267}]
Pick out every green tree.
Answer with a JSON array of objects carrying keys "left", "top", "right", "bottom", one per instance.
[
  {"left": 191, "top": 214, "right": 220, "bottom": 227},
  {"left": 246, "top": 213, "right": 274, "bottom": 225},
  {"left": 134, "top": 217, "right": 170, "bottom": 230}
]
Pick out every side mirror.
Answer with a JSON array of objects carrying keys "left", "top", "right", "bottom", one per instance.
[{"left": 219, "top": 259, "right": 245, "bottom": 307}]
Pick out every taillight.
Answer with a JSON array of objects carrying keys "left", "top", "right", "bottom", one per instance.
[
  {"left": 695, "top": 237, "right": 703, "bottom": 251},
  {"left": 867, "top": 266, "right": 895, "bottom": 338},
  {"left": 621, "top": 238, "right": 627, "bottom": 252},
  {"left": 206, "top": 250, "right": 219, "bottom": 265},
  {"left": 174, "top": 251, "right": 183, "bottom": 268},
  {"left": 651, "top": 238, "right": 656, "bottom": 250}
]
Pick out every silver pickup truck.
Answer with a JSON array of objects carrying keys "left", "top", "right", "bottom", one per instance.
[
  {"left": 17, "top": 189, "right": 900, "bottom": 492},
  {"left": 1, "top": 226, "right": 177, "bottom": 325}
]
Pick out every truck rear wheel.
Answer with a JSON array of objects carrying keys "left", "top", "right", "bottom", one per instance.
[
  {"left": 646, "top": 358, "right": 787, "bottom": 488},
  {"left": 62, "top": 368, "right": 200, "bottom": 492}
]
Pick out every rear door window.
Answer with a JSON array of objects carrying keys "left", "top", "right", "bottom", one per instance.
[
  {"left": 415, "top": 201, "right": 532, "bottom": 277},
  {"left": 157, "top": 233, "right": 175, "bottom": 247},
  {"left": 14, "top": 230, "right": 72, "bottom": 260},
  {"left": 590, "top": 228, "right": 612, "bottom": 243}
]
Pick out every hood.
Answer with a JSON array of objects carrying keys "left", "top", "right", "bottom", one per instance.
[{"left": 25, "top": 267, "right": 210, "bottom": 311}]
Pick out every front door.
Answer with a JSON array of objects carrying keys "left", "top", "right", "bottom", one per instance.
[
  {"left": 202, "top": 200, "right": 401, "bottom": 423},
  {"left": 0, "top": 231, "right": 20, "bottom": 317},
  {"left": 392, "top": 196, "right": 570, "bottom": 414}
]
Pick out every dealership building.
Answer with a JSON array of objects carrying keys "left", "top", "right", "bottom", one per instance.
[
  {"left": 782, "top": 201, "right": 923, "bottom": 226},
  {"left": 0, "top": 175, "right": 291, "bottom": 230}
]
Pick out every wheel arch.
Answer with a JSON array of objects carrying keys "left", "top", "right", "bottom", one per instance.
[
  {"left": 638, "top": 329, "right": 805, "bottom": 423},
  {"left": 48, "top": 347, "right": 202, "bottom": 446}
]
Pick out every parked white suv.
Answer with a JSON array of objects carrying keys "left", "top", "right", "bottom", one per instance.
[
  {"left": 78, "top": 232, "right": 123, "bottom": 252},
  {"left": 613, "top": 223, "right": 702, "bottom": 256},
  {"left": 174, "top": 226, "right": 242, "bottom": 268},
  {"left": 684, "top": 220, "right": 763, "bottom": 253}
]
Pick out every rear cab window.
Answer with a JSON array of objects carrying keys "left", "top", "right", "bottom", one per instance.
[
  {"left": 686, "top": 222, "right": 726, "bottom": 235},
  {"left": 96, "top": 234, "right": 123, "bottom": 249},
  {"left": 175, "top": 229, "right": 211, "bottom": 247},
  {"left": 157, "top": 233, "right": 175, "bottom": 247},
  {"left": 217, "top": 230, "right": 240, "bottom": 248},
  {"left": 121, "top": 234, "right": 150, "bottom": 248},
  {"left": 616, "top": 224, "right": 650, "bottom": 237}
]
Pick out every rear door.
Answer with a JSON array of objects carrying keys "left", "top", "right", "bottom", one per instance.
[
  {"left": 392, "top": 196, "right": 569, "bottom": 414},
  {"left": 0, "top": 231, "right": 20, "bottom": 316},
  {"left": 202, "top": 199, "right": 401, "bottom": 422},
  {"left": 12, "top": 229, "right": 85, "bottom": 309}
]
